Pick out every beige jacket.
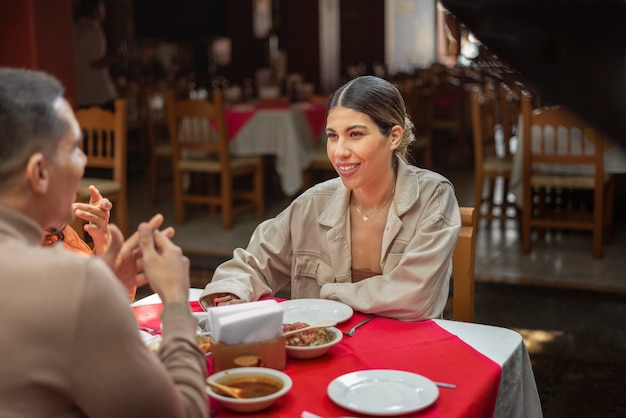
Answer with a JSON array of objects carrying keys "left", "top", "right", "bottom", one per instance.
[
  {"left": 0, "top": 205, "right": 208, "bottom": 418},
  {"left": 201, "top": 160, "right": 461, "bottom": 321}
]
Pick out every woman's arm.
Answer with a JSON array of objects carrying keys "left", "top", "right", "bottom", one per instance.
[{"left": 199, "top": 215, "right": 294, "bottom": 309}]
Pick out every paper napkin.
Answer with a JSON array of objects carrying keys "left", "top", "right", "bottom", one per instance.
[{"left": 208, "top": 300, "right": 284, "bottom": 345}]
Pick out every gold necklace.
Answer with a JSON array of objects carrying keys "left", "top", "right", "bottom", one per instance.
[{"left": 353, "top": 188, "right": 395, "bottom": 221}]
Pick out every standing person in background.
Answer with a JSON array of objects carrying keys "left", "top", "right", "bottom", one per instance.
[
  {"left": 0, "top": 67, "right": 208, "bottom": 418},
  {"left": 200, "top": 75, "right": 461, "bottom": 321},
  {"left": 74, "top": 0, "right": 127, "bottom": 110}
]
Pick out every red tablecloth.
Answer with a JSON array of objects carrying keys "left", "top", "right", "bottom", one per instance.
[
  {"left": 133, "top": 304, "right": 501, "bottom": 418},
  {"left": 224, "top": 102, "right": 326, "bottom": 140}
]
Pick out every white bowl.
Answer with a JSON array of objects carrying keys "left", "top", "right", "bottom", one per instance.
[
  {"left": 285, "top": 326, "right": 343, "bottom": 359},
  {"left": 206, "top": 367, "right": 292, "bottom": 413}
]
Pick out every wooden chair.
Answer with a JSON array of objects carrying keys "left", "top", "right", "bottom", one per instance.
[
  {"left": 452, "top": 207, "right": 477, "bottom": 323},
  {"left": 165, "top": 90, "right": 264, "bottom": 229},
  {"left": 520, "top": 95, "right": 615, "bottom": 258},
  {"left": 470, "top": 84, "right": 517, "bottom": 222},
  {"left": 74, "top": 98, "right": 129, "bottom": 238}
]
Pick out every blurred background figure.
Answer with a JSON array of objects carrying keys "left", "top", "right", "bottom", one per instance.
[{"left": 74, "top": 0, "right": 127, "bottom": 110}]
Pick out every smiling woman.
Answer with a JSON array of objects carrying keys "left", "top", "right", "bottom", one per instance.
[{"left": 199, "top": 75, "right": 462, "bottom": 322}]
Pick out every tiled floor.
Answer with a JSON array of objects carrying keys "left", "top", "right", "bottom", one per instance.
[{"left": 127, "top": 158, "right": 626, "bottom": 418}]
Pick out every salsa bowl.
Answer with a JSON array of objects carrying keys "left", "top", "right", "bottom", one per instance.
[{"left": 206, "top": 367, "right": 292, "bottom": 413}]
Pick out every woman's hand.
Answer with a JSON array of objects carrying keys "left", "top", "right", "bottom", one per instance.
[{"left": 73, "top": 185, "right": 112, "bottom": 255}]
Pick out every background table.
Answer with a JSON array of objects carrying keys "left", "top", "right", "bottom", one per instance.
[{"left": 226, "top": 102, "right": 327, "bottom": 196}]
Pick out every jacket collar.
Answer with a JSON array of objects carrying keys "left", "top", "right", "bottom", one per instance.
[{"left": 317, "top": 159, "right": 419, "bottom": 227}]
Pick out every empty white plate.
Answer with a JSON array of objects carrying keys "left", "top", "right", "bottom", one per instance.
[
  {"left": 281, "top": 299, "right": 353, "bottom": 324},
  {"left": 327, "top": 369, "right": 439, "bottom": 416}
]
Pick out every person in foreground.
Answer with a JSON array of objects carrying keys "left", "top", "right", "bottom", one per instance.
[
  {"left": 200, "top": 75, "right": 461, "bottom": 321},
  {"left": 0, "top": 68, "right": 208, "bottom": 418}
]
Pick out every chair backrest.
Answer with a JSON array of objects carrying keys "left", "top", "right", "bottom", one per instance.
[
  {"left": 470, "top": 84, "right": 498, "bottom": 169},
  {"left": 521, "top": 94, "right": 605, "bottom": 176},
  {"left": 74, "top": 98, "right": 127, "bottom": 184},
  {"left": 164, "top": 89, "right": 230, "bottom": 166},
  {"left": 452, "top": 207, "right": 476, "bottom": 322}
]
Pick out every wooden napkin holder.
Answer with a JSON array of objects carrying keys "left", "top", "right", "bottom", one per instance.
[{"left": 211, "top": 335, "right": 286, "bottom": 372}]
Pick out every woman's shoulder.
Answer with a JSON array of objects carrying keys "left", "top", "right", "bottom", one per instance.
[
  {"left": 399, "top": 162, "right": 455, "bottom": 192},
  {"left": 298, "top": 177, "right": 342, "bottom": 199}
]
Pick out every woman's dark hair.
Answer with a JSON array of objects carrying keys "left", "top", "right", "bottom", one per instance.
[
  {"left": 0, "top": 68, "right": 68, "bottom": 189},
  {"left": 327, "top": 75, "right": 416, "bottom": 163}
]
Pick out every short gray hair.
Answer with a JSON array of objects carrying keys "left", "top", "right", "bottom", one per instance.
[{"left": 0, "top": 68, "right": 68, "bottom": 188}]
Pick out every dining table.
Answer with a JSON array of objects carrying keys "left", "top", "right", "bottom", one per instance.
[
  {"left": 132, "top": 289, "right": 542, "bottom": 418},
  {"left": 225, "top": 100, "right": 327, "bottom": 197}
]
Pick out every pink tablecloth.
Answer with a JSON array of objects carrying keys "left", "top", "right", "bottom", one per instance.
[
  {"left": 132, "top": 305, "right": 501, "bottom": 418},
  {"left": 225, "top": 101, "right": 326, "bottom": 140}
]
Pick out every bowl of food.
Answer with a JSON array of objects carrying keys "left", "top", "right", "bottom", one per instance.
[
  {"left": 206, "top": 367, "right": 292, "bottom": 413},
  {"left": 144, "top": 332, "right": 212, "bottom": 357},
  {"left": 283, "top": 323, "right": 343, "bottom": 359}
]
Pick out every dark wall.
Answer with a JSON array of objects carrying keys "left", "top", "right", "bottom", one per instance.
[
  {"left": 282, "top": 0, "right": 320, "bottom": 89},
  {"left": 227, "top": 0, "right": 260, "bottom": 84},
  {"left": 340, "top": 0, "right": 385, "bottom": 78},
  {"left": 133, "top": 0, "right": 227, "bottom": 40}
]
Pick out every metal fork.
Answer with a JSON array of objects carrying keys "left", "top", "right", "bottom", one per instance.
[{"left": 343, "top": 316, "right": 376, "bottom": 337}]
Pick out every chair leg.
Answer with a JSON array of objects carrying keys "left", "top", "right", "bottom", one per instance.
[
  {"left": 221, "top": 174, "right": 233, "bottom": 229},
  {"left": 603, "top": 180, "right": 615, "bottom": 244},
  {"left": 486, "top": 178, "right": 496, "bottom": 217},
  {"left": 173, "top": 168, "right": 186, "bottom": 224},
  {"left": 255, "top": 163, "right": 264, "bottom": 219},
  {"left": 474, "top": 174, "right": 484, "bottom": 219},
  {"left": 521, "top": 185, "right": 533, "bottom": 254},
  {"left": 115, "top": 195, "right": 129, "bottom": 238},
  {"left": 149, "top": 161, "right": 157, "bottom": 206},
  {"left": 592, "top": 184, "right": 604, "bottom": 259}
]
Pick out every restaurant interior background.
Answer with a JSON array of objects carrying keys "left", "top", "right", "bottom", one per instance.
[{"left": 1, "top": 0, "right": 626, "bottom": 417}]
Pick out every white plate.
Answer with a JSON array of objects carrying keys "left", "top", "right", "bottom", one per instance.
[
  {"left": 281, "top": 299, "right": 353, "bottom": 324},
  {"left": 327, "top": 370, "right": 439, "bottom": 416}
]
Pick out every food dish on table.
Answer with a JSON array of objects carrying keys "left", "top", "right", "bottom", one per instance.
[
  {"left": 327, "top": 369, "right": 439, "bottom": 416},
  {"left": 281, "top": 299, "right": 353, "bottom": 324},
  {"left": 206, "top": 367, "right": 292, "bottom": 413},
  {"left": 142, "top": 331, "right": 212, "bottom": 356},
  {"left": 282, "top": 323, "right": 343, "bottom": 359}
]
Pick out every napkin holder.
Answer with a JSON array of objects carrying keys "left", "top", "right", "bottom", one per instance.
[{"left": 211, "top": 335, "right": 286, "bottom": 372}]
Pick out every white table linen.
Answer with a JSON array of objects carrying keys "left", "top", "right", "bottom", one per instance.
[{"left": 227, "top": 106, "right": 321, "bottom": 196}]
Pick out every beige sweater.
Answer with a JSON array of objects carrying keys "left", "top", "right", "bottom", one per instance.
[{"left": 0, "top": 205, "right": 208, "bottom": 418}]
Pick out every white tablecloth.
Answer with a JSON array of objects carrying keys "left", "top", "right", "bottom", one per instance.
[
  {"left": 134, "top": 289, "right": 543, "bottom": 418},
  {"left": 228, "top": 105, "right": 321, "bottom": 196}
]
